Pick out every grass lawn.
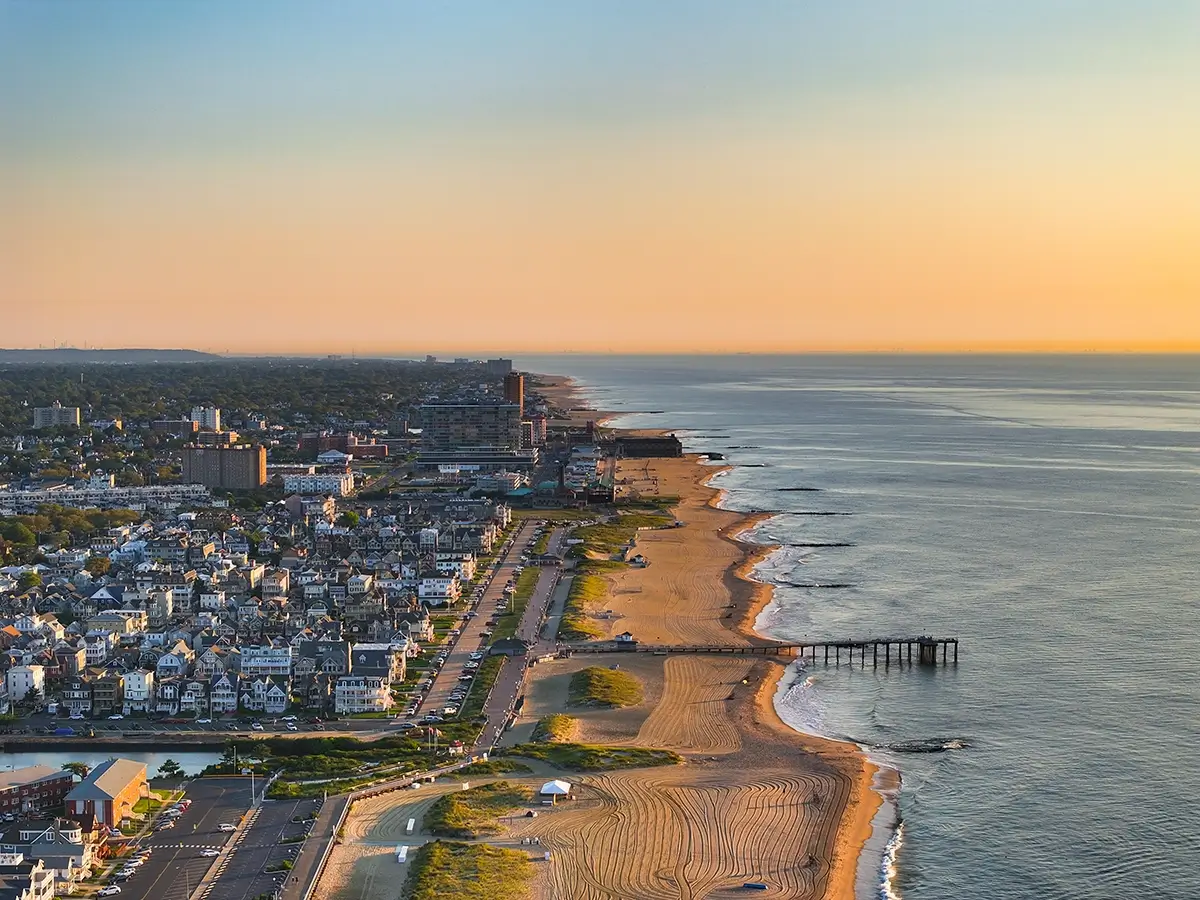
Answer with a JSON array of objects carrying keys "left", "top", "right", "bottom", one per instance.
[
  {"left": 490, "top": 568, "right": 540, "bottom": 641},
  {"left": 456, "top": 759, "right": 533, "bottom": 777},
  {"left": 568, "top": 666, "right": 643, "bottom": 708},
  {"left": 502, "top": 742, "right": 681, "bottom": 772},
  {"left": 404, "top": 840, "right": 534, "bottom": 900},
  {"left": 558, "top": 573, "right": 606, "bottom": 640},
  {"left": 424, "top": 781, "right": 535, "bottom": 838},
  {"left": 456, "top": 656, "right": 504, "bottom": 720}
]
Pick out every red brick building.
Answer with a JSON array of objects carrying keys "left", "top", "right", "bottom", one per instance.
[{"left": 0, "top": 766, "right": 74, "bottom": 817}]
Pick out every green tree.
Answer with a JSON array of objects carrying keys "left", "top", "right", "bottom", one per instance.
[
  {"left": 157, "top": 759, "right": 185, "bottom": 780},
  {"left": 61, "top": 761, "right": 90, "bottom": 778},
  {"left": 17, "top": 571, "right": 42, "bottom": 592},
  {"left": 84, "top": 556, "right": 111, "bottom": 577},
  {"left": 337, "top": 511, "right": 360, "bottom": 528}
]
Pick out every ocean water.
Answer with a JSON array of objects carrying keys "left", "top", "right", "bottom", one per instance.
[{"left": 518, "top": 354, "right": 1200, "bottom": 900}]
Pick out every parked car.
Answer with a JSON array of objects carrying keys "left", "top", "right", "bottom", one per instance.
[
  {"left": 286, "top": 723, "right": 298, "bottom": 731},
  {"left": 251, "top": 723, "right": 264, "bottom": 731},
  {"left": 98, "top": 887, "right": 122, "bottom": 896},
  {"left": 107, "top": 714, "right": 124, "bottom": 720},
  {"left": 196, "top": 718, "right": 212, "bottom": 724}
]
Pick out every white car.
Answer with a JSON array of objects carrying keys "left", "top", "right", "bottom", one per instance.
[
  {"left": 251, "top": 723, "right": 264, "bottom": 731},
  {"left": 69, "top": 713, "right": 85, "bottom": 720},
  {"left": 99, "top": 887, "right": 122, "bottom": 896},
  {"left": 200, "top": 848, "right": 220, "bottom": 857},
  {"left": 108, "top": 714, "right": 124, "bottom": 720},
  {"left": 196, "top": 718, "right": 212, "bottom": 724},
  {"left": 217, "top": 823, "right": 237, "bottom": 832}
]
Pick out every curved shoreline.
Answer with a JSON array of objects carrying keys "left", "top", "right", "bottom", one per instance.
[
  {"left": 537, "top": 372, "right": 888, "bottom": 900},
  {"left": 707, "top": 469, "right": 887, "bottom": 900}
]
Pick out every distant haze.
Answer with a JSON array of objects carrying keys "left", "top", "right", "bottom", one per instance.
[{"left": 4, "top": 2, "right": 1200, "bottom": 353}]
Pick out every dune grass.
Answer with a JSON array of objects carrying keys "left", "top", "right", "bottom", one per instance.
[
  {"left": 531, "top": 714, "right": 579, "bottom": 743},
  {"left": 568, "top": 666, "right": 644, "bottom": 708},
  {"left": 558, "top": 573, "right": 607, "bottom": 640},
  {"left": 425, "top": 781, "right": 535, "bottom": 838},
  {"left": 404, "top": 840, "right": 534, "bottom": 900},
  {"left": 503, "top": 742, "right": 681, "bottom": 772}
]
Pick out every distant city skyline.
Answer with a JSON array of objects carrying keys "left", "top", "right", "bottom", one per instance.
[{"left": 4, "top": 2, "right": 1200, "bottom": 352}]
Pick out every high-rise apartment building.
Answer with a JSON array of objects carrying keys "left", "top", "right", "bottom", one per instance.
[
  {"left": 190, "top": 406, "right": 222, "bottom": 432},
  {"left": 503, "top": 372, "right": 525, "bottom": 411},
  {"left": 418, "top": 402, "right": 522, "bottom": 450},
  {"left": 485, "top": 358, "right": 513, "bottom": 376},
  {"left": 182, "top": 444, "right": 266, "bottom": 490},
  {"left": 32, "top": 402, "right": 81, "bottom": 429}
]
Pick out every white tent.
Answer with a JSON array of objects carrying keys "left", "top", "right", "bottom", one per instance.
[{"left": 540, "top": 780, "right": 571, "bottom": 796}]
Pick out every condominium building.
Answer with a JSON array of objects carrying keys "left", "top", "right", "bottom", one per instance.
[
  {"left": 333, "top": 674, "right": 392, "bottom": 714},
  {"left": 64, "top": 759, "right": 147, "bottom": 828},
  {"left": 282, "top": 471, "right": 354, "bottom": 496},
  {"left": 182, "top": 445, "right": 266, "bottom": 490},
  {"left": 32, "top": 402, "right": 80, "bottom": 429},
  {"left": 503, "top": 372, "right": 525, "bottom": 410},
  {"left": 189, "top": 406, "right": 222, "bottom": 432},
  {"left": 239, "top": 645, "right": 293, "bottom": 677},
  {"left": 418, "top": 402, "right": 522, "bottom": 450}
]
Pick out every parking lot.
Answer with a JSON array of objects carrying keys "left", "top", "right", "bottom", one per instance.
[
  {"left": 102, "top": 778, "right": 320, "bottom": 900},
  {"left": 199, "top": 797, "right": 318, "bottom": 900},
  {"left": 107, "top": 777, "right": 252, "bottom": 900}
]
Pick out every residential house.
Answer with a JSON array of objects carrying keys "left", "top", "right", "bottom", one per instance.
[
  {"left": 90, "top": 672, "right": 123, "bottom": 717},
  {"left": 261, "top": 570, "right": 289, "bottom": 600},
  {"left": 0, "top": 854, "right": 55, "bottom": 900},
  {"left": 208, "top": 672, "right": 238, "bottom": 714},
  {"left": 0, "top": 819, "right": 94, "bottom": 887},
  {"left": 121, "top": 670, "right": 154, "bottom": 714},
  {"left": 417, "top": 574, "right": 461, "bottom": 605},
  {"left": 350, "top": 643, "right": 406, "bottom": 684},
  {"left": 60, "top": 676, "right": 92, "bottom": 717}
]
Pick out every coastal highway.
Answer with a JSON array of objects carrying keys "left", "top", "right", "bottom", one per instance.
[
  {"left": 478, "top": 530, "right": 567, "bottom": 749},
  {"left": 419, "top": 520, "right": 538, "bottom": 718}
]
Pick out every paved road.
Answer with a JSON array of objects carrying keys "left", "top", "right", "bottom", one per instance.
[
  {"left": 418, "top": 521, "right": 539, "bottom": 719},
  {"left": 106, "top": 778, "right": 252, "bottom": 900},
  {"left": 477, "top": 538, "right": 566, "bottom": 749}
]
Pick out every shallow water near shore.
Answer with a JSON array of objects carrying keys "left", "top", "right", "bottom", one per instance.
[{"left": 520, "top": 353, "right": 1200, "bottom": 900}]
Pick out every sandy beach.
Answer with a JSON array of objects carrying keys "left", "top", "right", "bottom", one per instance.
[{"left": 320, "top": 377, "right": 881, "bottom": 900}]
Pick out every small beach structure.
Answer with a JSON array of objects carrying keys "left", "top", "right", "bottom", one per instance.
[{"left": 539, "top": 780, "right": 571, "bottom": 804}]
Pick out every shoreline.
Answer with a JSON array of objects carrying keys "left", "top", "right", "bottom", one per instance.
[{"left": 540, "top": 372, "right": 890, "bottom": 900}]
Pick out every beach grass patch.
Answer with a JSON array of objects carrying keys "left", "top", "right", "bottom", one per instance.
[
  {"left": 424, "top": 781, "right": 535, "bottom": 838},
  {"left": 503, "top": 742, "right": 681, "bottom": 772},
  {"left": 531, "top": 714, "right": 579, "bottom": 743},
  {"left": 404, "top": 840, "right": 534, "bottom": 900},
  {"left": 558, "top": 572, "right": 607, "bottom": 640},
  {"left": 569, "top": 666, "right": 643, "bottom": 708},
  {"left": 456, "top": 759, "right": 533, "bottom": 777}
]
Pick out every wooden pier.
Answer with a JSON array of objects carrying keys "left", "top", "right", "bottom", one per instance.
[{"left": 566, "top": 636, "right": 958, "bottom": 667}]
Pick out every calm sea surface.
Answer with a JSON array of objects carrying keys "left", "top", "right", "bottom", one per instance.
[{"left": 518, "top": 354, "right": 1200, "bottom": 900}]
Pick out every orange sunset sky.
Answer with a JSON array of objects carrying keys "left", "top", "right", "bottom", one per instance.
[{"left": 3, "top": 2, "right": 1200, "bottom": 354}]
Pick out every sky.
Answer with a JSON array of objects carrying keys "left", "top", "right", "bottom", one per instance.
[{"left": 3, "top": 1, "right": 1200, "bottom": 354}]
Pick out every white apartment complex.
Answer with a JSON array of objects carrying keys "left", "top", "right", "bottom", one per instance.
[
  {"left": 190, "top": 406, "right": 222, "bottom": 431},
  {"left": 333, "top": 675, "right": 393, "bottom": 714},
  {"left": 238, "top": 646, "right": 293, "bottom": 677},
  {"left": 282, "top": 472, "right": 354, "bottom": 496},
  {"left": 32, "top": 402, "right": 81, "bottom": 429}
]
